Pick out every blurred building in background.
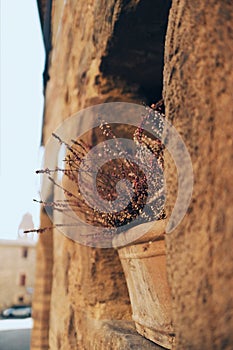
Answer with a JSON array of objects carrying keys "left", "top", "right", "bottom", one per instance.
[{"left": 0, "top": 239, "right": 36, "bottom": 310}]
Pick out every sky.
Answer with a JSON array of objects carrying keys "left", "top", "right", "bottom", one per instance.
[{"left": 0, "top": 0, "right": 45, "bottom": 239}]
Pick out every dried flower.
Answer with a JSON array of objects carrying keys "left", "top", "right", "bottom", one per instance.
[{"left": 26, "top": 104, "right": 166, "bottom": 237}]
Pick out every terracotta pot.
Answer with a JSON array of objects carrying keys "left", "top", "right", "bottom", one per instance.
[{"left": 113, "top": 220, "right": 175, "bottom": 349}]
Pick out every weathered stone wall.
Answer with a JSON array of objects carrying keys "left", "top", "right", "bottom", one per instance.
[
  {"left": 32, "top": 1, "right": 171, "bottom": 349},
  {"left": 163, "top": 1, "right": 233, "bottom": 349},
  {"left": 31, "top": 210, "right": 53, "bottom": 350},
  {"left": 32, "top": 0, "right": 233, "bottom": 349}
]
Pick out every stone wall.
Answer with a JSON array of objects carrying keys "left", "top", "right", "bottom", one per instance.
[
  {"left": 32, "top": 1, "right": 171, "bottom": 349},
  {"left": 163, "top": 1, "right": 233, "bottom": 349},
  {"left": 32, "top": 0, "right": 233, "bottom": 349},
  {"left": 31, "top": 210, "right": 53, "bottom": 350}
]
